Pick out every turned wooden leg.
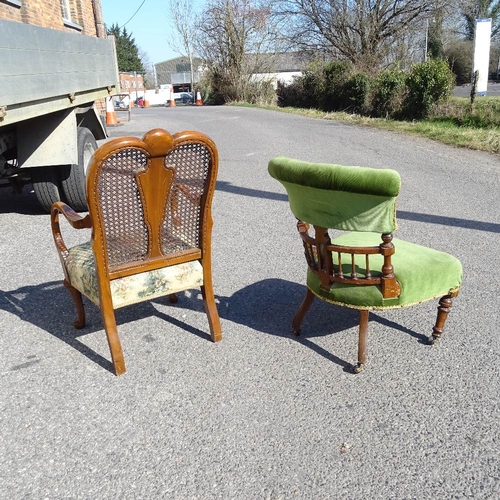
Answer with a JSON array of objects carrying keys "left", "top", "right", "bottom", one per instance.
[
  {"left": 353, "top": 309, "right": 369, "bottom": 373},
  {"left": 168, "top": 293, "right": 179, "bottom": 304},
  {"left": 292, "top": 288, "right": 315, "bottom": 335},
  {"left": 201, "top": 284, "right": 222, "bottom": 343},
  {"left": 100, "top": 300, "right": 126, "bottom": 376},
  {"left": 429, "top": 294, "right": 454, "bottom": 345},
  {"left": 63, "top": 279, "right": 86, "bottom": 329}
]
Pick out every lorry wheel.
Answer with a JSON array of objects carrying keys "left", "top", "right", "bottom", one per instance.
[
  {"left": 60, "top": 127, "right": 97, "bottom": 212},
  {"left": 31, "top": 166, "right": 62, "bottom": 213}
]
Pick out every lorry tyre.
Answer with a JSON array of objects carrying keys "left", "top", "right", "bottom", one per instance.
[
  {"left": 60, "top": 127, "right": 97, "bottom": 212},
  {"left": 31, "top": 166, "right": 62, "bottom": 213}
]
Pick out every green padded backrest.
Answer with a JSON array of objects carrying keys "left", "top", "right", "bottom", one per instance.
[{"left": 268, "top": 157, "right": 401, "bottom": 233}]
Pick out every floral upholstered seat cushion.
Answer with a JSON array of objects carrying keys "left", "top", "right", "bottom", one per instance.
[
  {"left": 65, "top": 242, "right": 204, "bottom": 309},
  {"left": 307, "top": 232, "right": 462, "bottom": 310}
]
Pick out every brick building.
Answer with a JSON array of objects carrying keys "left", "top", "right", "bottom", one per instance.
[
  {"left": 120, "top": 73, "right": 145, "bottom": 96},
  {"left": 0, "top": 0, "right": 105, "bottom": 38}
]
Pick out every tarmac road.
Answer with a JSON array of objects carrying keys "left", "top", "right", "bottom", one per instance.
[
  {"left": 453, "top": 81, "right": 500, "bottom": 97},
  {"left": 1, "top": 106, "right": 500, "bottom": 499}
]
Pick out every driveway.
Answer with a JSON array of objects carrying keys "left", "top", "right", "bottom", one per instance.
[{"left": 1, "top": 106, "right": 499, "bottom": 499}]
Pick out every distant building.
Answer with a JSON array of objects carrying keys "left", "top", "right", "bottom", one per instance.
[
  {"left": 154, "top": 56, "right": 203, "bottom": 93},
  {"left": 119, "top": 72, "right": 145, "bottom": 96},
  {"left": 154, "top": 52, "right": 315, "bottom": 92},
  {"left": 250, "top": 51, "right": 315, "bottom": 88}
]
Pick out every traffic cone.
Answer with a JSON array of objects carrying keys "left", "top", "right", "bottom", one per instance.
[
  {"left": 195, "top": 88, "right": 203, "bottom": 106},
  {"left": 169, "top": 90, "right": 176, "bottom": 107},
  {"left": 105, "top": 97, "right": 122, "bottom": 126}
]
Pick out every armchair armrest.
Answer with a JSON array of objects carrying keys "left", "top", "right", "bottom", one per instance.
[
  {"left": 52, "top": 202, "right": 92, "bottom": 229},
  {"left": 51, "top": 202, "right": 92, "bottom": 262}
]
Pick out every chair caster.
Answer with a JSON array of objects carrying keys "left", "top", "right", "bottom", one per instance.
[
  {"left": 428, "top": 335, "right": 440, "bottom": 345},
  {"left": 353, "top": 363, "right": 365, "bottom": 374}
]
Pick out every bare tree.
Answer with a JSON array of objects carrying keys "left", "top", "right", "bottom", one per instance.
[
  {"left": 167, "top": 0, "right": 198, "bottom": 92},
  {"left": 460, "top": 0, "right": 500, "bottom": 40},
  {"left": 275, "top": 0, "right": 443, "bottom": 71},
  {"left": 196, "top": 0, "right": 283, "bottom": 102},
  {"left": 139, "top": 48, "right": 155, "bottom": 89}
]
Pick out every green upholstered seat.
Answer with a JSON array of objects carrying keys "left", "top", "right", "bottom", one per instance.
[
  {"left": 268, "top": 156, "right": 462, "bottom": 372},
  {"left": 307, "top": 232, "right": 462, "bottom": 310}
]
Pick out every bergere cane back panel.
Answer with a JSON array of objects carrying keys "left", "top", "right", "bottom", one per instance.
[
  {"left": 269, "top": 156, "right": 462, "bottom": 373},
  {"left": 51, "top": 129, "right": 222, "bottom": 375},
  {"left": 162, "top": 142, "right": 211, "bottom": 254},
  {"left": 96, "top": 147, "right": 150, "bottom": 268}
]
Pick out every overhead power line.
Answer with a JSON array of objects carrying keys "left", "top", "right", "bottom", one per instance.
[{"left": 120, "top": 0, "right": 147, "bottom": 29}]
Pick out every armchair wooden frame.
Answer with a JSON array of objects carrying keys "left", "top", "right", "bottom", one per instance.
[
  {"left": 292, "top": 221, "right": 459, "bottom": 373},
  {"left": 51, "top": 129, "right": 222, "bottom": 375},
  {"left": 269, "top": 156, "right": 462, "bottom": 374}
]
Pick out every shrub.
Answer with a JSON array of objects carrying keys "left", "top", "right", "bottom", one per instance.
[
  {"left": 369, "top": 69, "right": 406, "bottom": 118},
  {"left": 302, "top": 64, "right": 324, "bottom": 108},
  {"left": 403, "top": 59, "right": 455, "bottom": 119},
  {"left": 244, "top": 80, "right": 277, "bottom": 106},
  {"left": 277, "top": 75, "right": 314, "bottom": 108},
  {"left": 199, "top": 69, "right": 235, "bottom": 105},
  {"left": 343, "top": 72, "right": 371, "bottom": 113},
  {"left": 321, "top": 61, "right": 352, "bottom": 111},
  {"left": 445, "top": 41, "right": 473, "bottom": 85},
  {"left": 277, "top": 60, "right": 353, "bottom": 111}
]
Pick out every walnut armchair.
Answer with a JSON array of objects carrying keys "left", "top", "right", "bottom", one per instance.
[
  {"left": 268, "top": 157, "right": 462, "bottom": 373},
  {"left": 51, "top": 129, "right": 222, "bottom": 375}
]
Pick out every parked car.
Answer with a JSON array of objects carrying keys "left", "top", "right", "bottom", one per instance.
[
  {"left": 177, "top": 92, "right": 194, "bottom": 104},
  {"left": 166, "top": 92, "right": 194, "bottom": 106}
]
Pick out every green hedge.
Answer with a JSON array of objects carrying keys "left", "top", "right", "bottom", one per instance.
[{"left": 277, "top": 58, "right": 456, "bottom": 121}]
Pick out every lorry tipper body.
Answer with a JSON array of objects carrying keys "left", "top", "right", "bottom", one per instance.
[{"left": 0, "top": 19, "right": 120, "bottom": 211}]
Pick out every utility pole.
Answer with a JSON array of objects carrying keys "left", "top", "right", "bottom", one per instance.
[{"left": 424, "top": 18, "right": 429, "bottom": 62}]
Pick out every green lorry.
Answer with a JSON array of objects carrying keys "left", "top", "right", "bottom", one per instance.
[{"left": 0, "top": 19, "right": 120, "bottom": 211}]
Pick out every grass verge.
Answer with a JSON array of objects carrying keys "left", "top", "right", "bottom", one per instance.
[{"left": 232, "top": 99, "right": 500, "bottom": 155}]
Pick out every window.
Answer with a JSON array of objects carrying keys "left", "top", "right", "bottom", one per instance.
[
  {"left": 60, "top": 0, "right": 83, "bottom": 31},
  {"left": 60, "top": 0, "right": 71, "bottom": 20}
]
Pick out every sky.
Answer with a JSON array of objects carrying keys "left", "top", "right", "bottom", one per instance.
[{"left": 100, "top": 0, "right": 180, "bottom": 65}]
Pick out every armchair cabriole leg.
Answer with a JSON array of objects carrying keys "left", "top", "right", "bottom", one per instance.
[
  {"left": 201, "top": 284, "right": 222, "bottom": 343},
  {"left": 354, "top": 310, "right": 369, "bottom": 373},
  {"left": 64, "top": 279, "right": 86, "bottom": 329},
  {"left": 292, "top": 288, "right": 315, "bottom": 335},
  {"left": 429, "top": 294, "right": 454, "bottom": 345},
  {"left": 100, "top": 303, "right": 126, "bottom": 376}
]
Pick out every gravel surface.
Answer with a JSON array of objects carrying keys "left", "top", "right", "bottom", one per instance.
[{"left": 1, "top": 106, "right": 499, "bottom": 499}]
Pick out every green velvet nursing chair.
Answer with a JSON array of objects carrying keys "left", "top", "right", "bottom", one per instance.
[
  {"left": 51, "top": 129, "right": 222, "bottom": 375},
  {"left": 268, "top": 157, "right": 462, "bottom": 373}
]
